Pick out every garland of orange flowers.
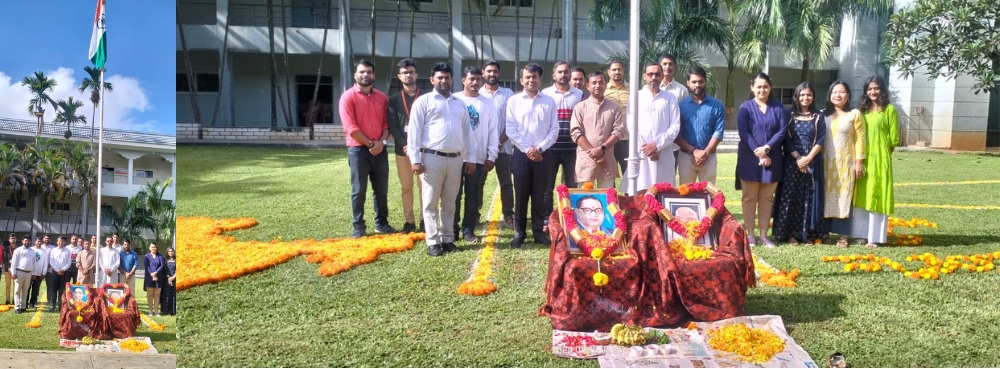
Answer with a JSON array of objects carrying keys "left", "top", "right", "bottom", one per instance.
[
  {"left": 0, "top": 304, "right": 13, "bottom": 313},
  {"left": 140, "top": 313, "right": 168, "bottom": 331},
  {"left": 822, "top": 251, "right": 1000, "bottom": 280},
  {"left": 887, "top": 217, "right": 937, "bottom": 246},
  {"left": 556, "top": 184, "right": 626, "bottom": 287},
  {"left": 25, "top": 295, "right": 45, "bottom": 328},
  {"left": 751, "top": 254, "right": 800, "bottom": 287},
  {"left": 645, "top": 182, "right": 725, "bottom": 261},
  {"left": 458, "top": 192, "right": 502, "bottom": 296},
  {"left": 707, "top": 323, "right": 786, "bottom": 365},
  {"left": 177, "top": 216, "right": 425, "bottom": 290}
]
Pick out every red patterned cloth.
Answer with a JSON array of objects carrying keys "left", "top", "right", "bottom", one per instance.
[
  {"left": 90, "top": 284, "right": 141, "bottom": 340},
  {"left": 540, "top": 194, "right": 755, "bottom": 331},
  {"left": 58, "top": 285, "right": 100, "bottom": 340}
]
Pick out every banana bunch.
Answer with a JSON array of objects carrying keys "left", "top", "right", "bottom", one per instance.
[
  {"left": 81, "top": 336, "right": 102, "bottom": 345},
  {"left": 610, "top": 323, "right": 649, "bottom": 346}
]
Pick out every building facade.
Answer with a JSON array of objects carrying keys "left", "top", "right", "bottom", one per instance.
[
  {"left": 0, "top": 117, "right": 176, "bottom": 239},
  {"left": 177, "top": 0, "right": 999, "bottom": 150}
]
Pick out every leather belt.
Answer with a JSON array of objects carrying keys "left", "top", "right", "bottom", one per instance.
[
  {"left": 420, "top": 148, "right": 459, "bottom": 158},
  {"left": 15, "top": 268, "right": 30, "bottom": 273}
]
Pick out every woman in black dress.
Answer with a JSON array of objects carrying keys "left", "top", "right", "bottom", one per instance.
[
  {"left": 161, "top": 247, "right": 176, "bottom": 316},
  {"left": 773, "top": 82, "right": 826, "bottom": 245}
]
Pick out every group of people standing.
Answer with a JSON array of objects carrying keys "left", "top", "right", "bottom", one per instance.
[
  {"left": 341, "top": 53, "right": 727, "bottom": 255},
  {"left": 2, "top": 233, "right": 177, "bottom": 316},
  {"left": 739, "top": 74, "right": 899, "bottom": 248}
]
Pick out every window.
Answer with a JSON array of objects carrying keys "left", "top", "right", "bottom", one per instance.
[
  {"left": 178, "top": 73, "right": 220, "bottom": 92},
  {"left": 49, "top": 202, "right": 70, "bottom": 212},
  {"left": 135, "top": 170, "right": 154, "bottom": 179},
  {"left": 770, "top": 88, "right": 795, "bottom": 107},
  {"left": 488, "top": 0, "right": 532, "bottom": 7},
  {"left": 5, "top": 199, "right": 27, "bottom": 208},
  {"left": 177, "top": 73, "right": 190, "bottom": 92}
]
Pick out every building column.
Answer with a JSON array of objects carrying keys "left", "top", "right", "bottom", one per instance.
[
  {"left": 218, "top": 0, "right": 235, "bottom": 126},
  {"left": 114, "top": 150, "right": 146, "bottom": 188},
  {"left": 837, "top": 14, "right": 882, "bottom": 93},
  {"left": 451, "top": 0, "right": 463, "bottom": 92},
  {"left": 339, "top": 0, "right": 351, "bottom": 95},
  {"left": 563, "top": 0, "right": 575, "bottom": 64}
]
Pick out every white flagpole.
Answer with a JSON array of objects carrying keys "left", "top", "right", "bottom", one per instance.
[
  {"left": 626, "top": 0, "right": 640, "bottom": 195},
  {"left": 95, "top": 68, "right": 105, "bottom": 287}
]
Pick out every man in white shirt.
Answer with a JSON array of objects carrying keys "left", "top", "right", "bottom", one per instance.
[
  {"left": 46, "top": 236, "right": 71, "bottom": 312},
  {"left": 9, "top": 236, "right": 34, "bottom": 314},
  {"left": 506, "top": 63, "right": 560, "bottom": 248},
  {"left": 657, "top": 53, "right": 690, "bottom": 176},
  {"left": 98, "top": 237, "right": 120, "bottom": 286},
  {"left": 625, "top": 63, "right": 681, "bottom": 194},
  {"left": 408, "top": 62, "right": 477, "bottom": 257},
  {"left": 27, "top": 238, "right": 49, "bottom": 309},
  {"left": 453, "top": 66, "right": 499, "bottom": 243},
  {"left": 112, "top": 233, "right": 123, "bottom": 254},
  {"left": 479, "top": 61, "right": 516, "bottom": 227},
  {"left": 541, "top": 61, "right": 585, "bottom": 232}
]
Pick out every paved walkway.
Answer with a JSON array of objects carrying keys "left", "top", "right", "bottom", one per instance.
[{"left": 0, "top": 349, "right": 176, "bottom": 369}]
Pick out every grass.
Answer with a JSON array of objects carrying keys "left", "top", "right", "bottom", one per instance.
[
  {"left": 0, "top": 278, "right": 177, "bottom": 354},
  {"left": 177, "top": 146, "right": 1000, "bottom": 367}
]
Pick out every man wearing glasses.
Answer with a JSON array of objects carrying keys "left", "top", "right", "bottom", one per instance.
[
  {"left": 387, "top": 58, "right": 423, "bottom": 234},
  {"left": 624, "top": 63, "right": 680, "bottom": 195}
]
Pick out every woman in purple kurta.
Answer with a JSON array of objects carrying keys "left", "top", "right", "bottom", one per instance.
[
  {"left": 736, "top": 73, "right": 787, "bottom": 247},
  {"left": 143, "top": 243, "right": 165, "bottom": 316}
]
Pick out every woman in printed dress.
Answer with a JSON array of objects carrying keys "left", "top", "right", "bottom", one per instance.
[
  {"left": 773, "top": 82, "right": 826, "bottom": 245},
  {"left": 852, "top": 75, "right": 900, "bottom": 248},
  {"left": 822, "top": 81, "right": 867, "bottom": 248}
]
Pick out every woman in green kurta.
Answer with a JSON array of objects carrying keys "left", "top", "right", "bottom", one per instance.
[{"left": 853, "top": 75, "right": 899, "bottom": 247}]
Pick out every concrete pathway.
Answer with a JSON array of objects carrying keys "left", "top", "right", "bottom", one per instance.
[{"left": 0, "top": 348, "right": 175, "bottom": 369}]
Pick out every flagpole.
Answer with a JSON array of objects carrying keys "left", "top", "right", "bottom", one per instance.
[
  {"left": 626, "top": 0, "right": 639, "bottom": 195},
  {"left": 95, "top": 68, "right": 105, "bottom": 287}
]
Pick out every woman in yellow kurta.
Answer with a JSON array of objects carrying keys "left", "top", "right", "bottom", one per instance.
[
  {"left": 822, "top": 81, "right": 866, "bottom": 248},
  {"left": 853, "top": 76, "right": 900, "bottom": 247}
]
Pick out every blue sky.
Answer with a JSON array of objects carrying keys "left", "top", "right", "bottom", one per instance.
[{"left": 0, "top": 0, "right": 175, "bottom": 134}]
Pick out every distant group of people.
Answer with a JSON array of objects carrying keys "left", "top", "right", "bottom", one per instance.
[
  {"left": 2, "top": 233, "right": 177, "bottom": 316},
  {"left": 338, "top": 53, "right": 897, "bottom": 256}
]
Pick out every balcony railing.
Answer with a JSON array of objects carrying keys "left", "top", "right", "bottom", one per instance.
[
  {"left": 102, "top": 174, "right": 174, "bottom": 187},
  {"left": 0, "top": 118, "right": 176, "bottom": 146},
  {"left": 229, "top": 3, "right": 340, "bottom": 29}
]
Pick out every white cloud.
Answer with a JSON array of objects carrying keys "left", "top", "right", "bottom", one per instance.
[{"left": 0, "top": 67, "right": 157, "bottom": 133}]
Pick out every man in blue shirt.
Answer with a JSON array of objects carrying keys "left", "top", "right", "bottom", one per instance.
[
  {"left": 675, "top": 67, "right": 725, "bottom": 184},
  {"left": 119, "top": 240, "right": 138, "bottom": 292}
]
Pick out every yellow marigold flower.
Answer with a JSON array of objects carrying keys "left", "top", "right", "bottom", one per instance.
[
  {"left": 591, "top": 248, "right": 605, "bottom": 260},
  {"left": 593, "top": 272, "right": 609, "bottom": 287}
]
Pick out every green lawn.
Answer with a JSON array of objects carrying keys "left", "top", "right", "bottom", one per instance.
[
  {"left": 0, "top": 278, "right": 177, "bottom": 353},
  {"left": 177, "top": 146, "right": 1000, "bottom": 367}
]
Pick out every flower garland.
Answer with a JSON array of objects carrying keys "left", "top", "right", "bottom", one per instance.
[
  {"left": 458, "top": 191, "right": 503, "bottom": 296},
  {"left": 707, "top": 323, "right": 786, "bottom": 365},
  {"left": 887, "top": 217, "right": 937, "bottom": 246},
  {"left": 645, "top": 182, "right": 725, "bottom": 261},
  {"left": 25, "top": 295, "right": 45, "bottom": 328},
  {"left": 752, "top": 254, "right": 800, "bottom": 287},
  {"left": 140, "top": 313, "right": 168, "bottom": 331},
  {"left": 822, "top": 251, "right": 1000, "bottom": 280},
  {"left": 177, "top": 216, "right": 425, "bottom": 290},
  {"left": 556, "top": 184, "right": 627, "bottom": 287},
  {"left": 0, "top": 304, "right": 13, "bottom": 313}
]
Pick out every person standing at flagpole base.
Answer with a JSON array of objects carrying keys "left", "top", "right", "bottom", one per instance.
[{"left": 624, "top": 63, "right": 681, "bottom": 195}]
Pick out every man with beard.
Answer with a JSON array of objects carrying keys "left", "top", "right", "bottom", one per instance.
[
  {"left": 340, "top": 59, "right": 396, "bottom": 238},
  {"left": 408, "top": 62, "right": 477, "bottom": 256},
  {"left": 453, "top": 67, "right": 499, "bottom": 243},
  {"left": 624, "top": 63, "right": 680, "bottom": 194},
  {"left": 675, "top": 67, "right": 724, "bottom": 184},
  {"left": 657, "top": 53, "right": 690, "bottom": 179},
  {"left": 479, "top": 61, "right": 516, "bottom": 228},
  {"left": 570, "top": 72, "right": 624, "bottom": 188},
  {"left": 506, "top": 63, "right": 559, "bottom": 248},
  {"left": 387, "top": 58, "right": 423, "bottom": 234},
  {"left": 603, "top": 60, "right": 630, "bottom": 183},
  {"left": 541, "top": 61, "right": 584, "bottom": 231},
  {"left": 570, "top": 67, "right": 589, "bottom": 100}
]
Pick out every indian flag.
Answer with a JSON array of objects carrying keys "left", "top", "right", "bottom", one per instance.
[{"left": 88, "top": 0, "right": 107, "bottom": 69}]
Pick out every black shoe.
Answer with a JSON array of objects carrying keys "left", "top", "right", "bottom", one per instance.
[
  {"left": 427, "top": 244, "right": 445, "bottom": 256},
  {"left": 463, "top": 232, "right": 479, "bottom": 243},
  {"left": 510, "top": 234, "right": 526, "bottom": 248},
  {"left": 28, "top": 304, "right": 35, "bottom": 309},
  {"left": 376, "top": 223, "right": 398, "bottom": 234},
  {"left": 15, "top": 309, "right": 22, "bottom": 314},
  {"left": 401, "top": 222, "right": 416, "bottom": 234},
  {"left": 442, "top": 242, "right": 459, "bottom": 253},
  {"left": 534, "top": 234, "right": 551, "bottom": 246},
  {"left": 419, "top": 222, "right": 426, "bottom": 232},
  {"left": 351, "top": 228, "right": 366, "bottom": 238}
]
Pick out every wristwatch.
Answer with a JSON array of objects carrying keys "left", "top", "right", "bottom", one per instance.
[
  {"left": 382, "top": 139, "right": 389, "bottom": 146},
  {"left": 368, "top": 141, "right": 376, "bottom": 148},
  {"left": 599, "top": 144, "right": 606, "bottom": 153}
]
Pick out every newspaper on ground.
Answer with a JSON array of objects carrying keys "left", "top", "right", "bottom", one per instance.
[
  {"left": 551, "top": 315, "right": 818, "bottom": 368},
  {"left": 60, "top": 336, "right": 159, "bottom": 354}
]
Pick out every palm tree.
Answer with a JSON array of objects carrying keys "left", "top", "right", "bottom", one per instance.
[
  {"left": 20, "top": 71, "right": 59, "bottom": 136},
  {"left": 54, "top": 97, "right": 88, "bottom": 139},
  {"left": 78, "top": 66, "right": 113, "bottom": 139},
  {"left": 177, "top": 10, "right": 203, "bottom": 126},
  {"left": 137, "top": 179, "right": 175, "bottom": 249},
  {"left": 211, "top": 6, "right": 233, "bottom": 127},
  {"left": 59, "top": 140, "right": 93, "bottom": 235},
  {"left": 0, "top": 143, "right": 27, "bottom": 232},
  {"left": 104, "top": 195, "right": 153, "bottom": 249},
  {"left": 36, "top": 150, "right": 68, "bottom": 233}
]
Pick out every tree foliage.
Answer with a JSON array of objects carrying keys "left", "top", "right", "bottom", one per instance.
[{"left": 884, "top": 0, "right": 1000, "bottom": 94}]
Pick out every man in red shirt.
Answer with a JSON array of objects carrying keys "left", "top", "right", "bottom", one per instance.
[{"left": 339, "top": 59, "right": 397, "bottom": 238}]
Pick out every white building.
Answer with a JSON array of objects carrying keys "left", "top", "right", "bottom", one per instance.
[
  {"left": 176, "top": 0, "right": 999, "bottom": 150},
  {"left": 0, "top": 117, "right": 176, "bottom": 239}
]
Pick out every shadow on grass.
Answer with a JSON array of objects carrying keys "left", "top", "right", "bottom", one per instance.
[
  {"left": 921, "top": 234, "right": 1000, "bottom": 247},
  {"left": 745, "top": 292, "right": 847, "bottom": 331}
]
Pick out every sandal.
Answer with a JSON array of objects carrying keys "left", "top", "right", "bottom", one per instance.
[
  {"left": 747, "top": 236, "right": 758, "bottom": 247},
  {"left": 789, "top": 238, "right": 800, "bottom": 246},
  {"left": 854, "top": 238, "right": 868, "bottom": 246},
  {"left": 865, "top": 243, "right": 879, "bottom": 249},
  {"left": 836, "top": 236, "right": 849, "bottom": 248}
]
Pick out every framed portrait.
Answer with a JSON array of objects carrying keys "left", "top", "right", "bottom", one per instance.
[
  {"left": 658, "top": 192, "right": 718, "bottom": 248},
  {"left": 69, "top": 285, "right": 90, "bottom": 303},
  {"left": 558, "top": 189, "right": 624, "bottom": 255},
  {"left": 106, "top": 288, "right": 125, "bottom": 307}
]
